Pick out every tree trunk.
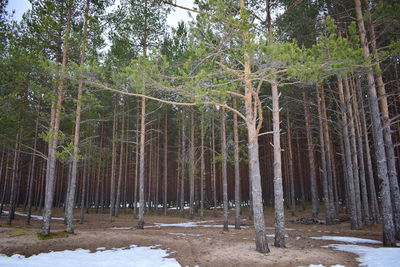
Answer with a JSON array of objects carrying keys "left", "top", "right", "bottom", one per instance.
[
  {"left": 233, "top": 98, "right": 241, "bottom": 228},
  {"left": 65, "top": 0, "right": 89, "bottom": 232},
  {"left": 189, "top": 112, "right": 195, "bottom": 219},
  {"left": 163, "top": 112, "right": 168, "bottom": 215},
  {"left": 109, "top": 102, "right": 118, "bottom": 220},
  {"left": 286, "top": 110, "right": 296, "bottom": 217},
  {"left": 271, "top": 81, "right": 285, "bottom": 248},
  {"left": 220, "top": 107, "right": 229, "bottom": 231},
  {"left": 137, "top": 97, "right": 146, "bottom": 229},
  {"left": 180, "top": 112, "right": 186, "bottom": 215},
  {"left": 41, "top": 0, "right": 72, "bottom": 236},
  {"left": 363, "top": 0, "right": 400, "bottom": 238},
  {"left": 115, "top": 106, "right": 125, "bottom": 216},
  {"left": 337, "top": 75, "right": 359, "bottom": 229},
  {"left": 27, "top": 116, "right": 39, "bottom": 224},
  {"left": 354, "top": 0, "right": 396, "bottom": 246},
  {"left": 211, "top": 115, "right": 217, "bottom": 217},
  {"left": 7, "top": 133, "right": 20, "bottom": 225},
  {"left": 200, "top": 112, "right": 205, "bottom": 218},
  {"left": 302, "top": 92, "right": 319, "bottom": 217}
]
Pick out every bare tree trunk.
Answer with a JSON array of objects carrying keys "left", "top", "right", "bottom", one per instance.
[
  {"left": 343, "top": 77, "right": 363, "bottom": 227},
  {"left": 163, "top": 112, "right": 168, "bottom": 215},
  {"left": 316, "top": 85, "right": 334, "bottom": 225},
  {"left": 65, "top": 0, "right": 90, "bottom": 232},
  {"left": 133, "top": 113, "right": 139, "bottom": 215},
  {"left": 295, "top": 133, "right": 306, "bottom": 211},
  {"left": 189, "top": 113, "right": 195, "bottom": 219},
  {"left": 271, "top": 81, "right": 285, "bottom": 247},
  {"left": 220, "top": 107, "right": 229, "bottom": 231},
  {"left": 180, "top": 113, "right": 186, "bottom": 215},
  {"left": 211, "top": 115, "right": 217, "bottom": 217},
  {"left": 337, "top": 75, "right": 359, "bottom": 229},
  {"left": 175, "top": 130, "right": 180, "bottom": 213},
  {"left": 364, "top": 0, "right": 400, "bottom": 238},
  {"left": 109, "top": 102, "right": 118, "bottom": 221},
  {"left": 27, "top": 117, "right": 39, "bottom": 224},
  {"left": 354, "top": 0, "right": 396, "bottom": 246},
  {"left": 200, "top": 112, "right": 205, "bottom": 217},
  {"left": 350, "top": 76, "right": 370, "bottom": 225},
  {"left": 137, "top": 97, "right": 146, "bottom": 229},
  {"left": 7, "top": 133, "right": 20, "bottom": 225},
  {"left": 357, "top": 77, "right": 380, "bottom": 223},
  {"left": 303, "top": 92, "right": 319, "bottom": 217},
  {"left": 233, "top": 98, "right": 241, "bottom": 228},
  {"left": 41, "top": 0, "right": 72, "bottom": 236},
  {"left": 286, "top": 110, "right": 296, "bottom": 217},
  {"left": 115, "top": 106, "right": 126, "bottom": 216}
]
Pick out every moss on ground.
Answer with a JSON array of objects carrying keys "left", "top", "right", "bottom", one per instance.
[{"left": 36, "top": 231, "right": 75, "bottom": 240}]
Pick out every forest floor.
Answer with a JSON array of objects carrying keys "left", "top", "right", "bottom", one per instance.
[{"left": 0, "top": 205, "right": 392, "bottom": 267}]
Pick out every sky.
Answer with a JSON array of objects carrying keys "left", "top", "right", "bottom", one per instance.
[{"left": 5, "top": 0, "right": 195, "bottom": 28}]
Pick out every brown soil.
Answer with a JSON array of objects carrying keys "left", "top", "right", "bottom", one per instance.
[{"left": 0, "top": 206, "right": 384, "bottom": 267}]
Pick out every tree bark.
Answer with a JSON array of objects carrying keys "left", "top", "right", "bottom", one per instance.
[
  {"left": 271, "top": 81, "right": 285, "bottom": 247},
  {"left": 302, "top": 92, "right": 319, "bottom": 217},
  {"left": 286, "top": 110, "right": 296, "bottom": 217},
  {"left": 41, "top": 0, "right": 72, "bottom": 236},
  {"left": 220, "top": 107, "right": 229, "bottom": 231},
  {"left": 137, "top": 97, "right": 146, "bottom": 229},
  {"left": 163, "top": 112, "right": 168, "bottom": 215},
  {"left": 233, "top": 98, "right": 241, "bottom": 228},
  {"left": 354, "top": 0, "right": 396, "bottom": 246},
  {"left": 189, "top": 112, "right": 195, "bottom": 219}
]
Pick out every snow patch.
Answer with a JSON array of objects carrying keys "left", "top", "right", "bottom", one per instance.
[
  {"left": 310, "top": 236, "right": 381, "bottom": 245},
  {"left": 324, "top": 244, "right": 400, "bottom": 267},
  {"left": 153, "top": 221, "right": 248, "bottom": 229},
  {"left": 1, "top": 210, "right": 64, "bottom": 221},
  {"left": 0, "top": 245, "right": 180, "bottom": 267},
  {"left": 298, "top": 265, "right": 346, "bottom": 267},
  {"left": 167, "top": 233, "right": 202, "bottom": 237}
]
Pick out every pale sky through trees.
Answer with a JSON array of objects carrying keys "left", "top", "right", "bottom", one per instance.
[{"left": 5, "top": 0, "right": 195, "bottom": 27}]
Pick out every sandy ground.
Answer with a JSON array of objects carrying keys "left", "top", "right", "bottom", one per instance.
[{"left": 0, "top": 205, "right": 387, "bottom": 267}]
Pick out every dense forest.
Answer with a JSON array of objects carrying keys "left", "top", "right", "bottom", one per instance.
[{"left": 0, "top": 0, "right": 400, "bottom": 264}]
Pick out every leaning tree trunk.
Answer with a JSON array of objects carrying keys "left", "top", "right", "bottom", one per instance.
[
  {"left": 27, "top": 116, "right": 39, "bottom": 224},
  {"left": 221, "top": 107, "right": 229, "bottom": 231},
  {"left": 271, "top": 80, "right": 286, "bottom": 248},
  {"left": 41, "top": 0, "right": 72, "bottom": 236},
  {"left": 303, "top": 92, "right": 319, "bottom": 217},
  {"left": 137, "top": 97, "right": 146, "bottom": 229},
  {"left": 354, "top": 0, "right": 396, "bottom": 246}
]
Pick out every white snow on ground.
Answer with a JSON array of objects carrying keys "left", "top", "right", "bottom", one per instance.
[
  {"left": 310, "top": 236, "right": 382, "bottom": 245},
  {"left": 324, "top": 244, "right": 400, "bottom": 267},
  {"left": 153, "top": 221, "right": 248, "bottom": 229},
  {"left": 167, "top": 233, "right": 202, "bottom": 237},
  {"left": 0, "top": 245, "right": 180, "bottom": 267},
  {"left": 266, "top": 234, "right": 289, "bottom": 238},
  {"left": 168, "top": 207, "right": 190, "bottom": 210},
  {"left": 298, "top": 265, "right": 345, "bottom": 267},
  {"left": 1, "top": 210, "right": 64, "bottom": 221},
  {"left": 265, "top": 226, "right": 295, "bottom": 231}
]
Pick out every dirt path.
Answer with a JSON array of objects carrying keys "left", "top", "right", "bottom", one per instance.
[{"left": 0, "top": 207, "right": 381, "bottom": 266}]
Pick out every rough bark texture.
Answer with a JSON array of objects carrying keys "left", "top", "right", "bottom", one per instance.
[
  {"left": 221, "top": 107, "right": 229, "bottom": 232},
  {"left": 41, "top": 1, "right": 72, "bottom": 235},
  {"left": 302, "top": 92, "right": 319, "bottom": 217},
  {"left": 271, "top": 81, "right": 285, "bottom": 248},
  {"left": 233, "top": 98, "right": 241, "bottom": 229},
  {"left": 354, "top": 0, "right": 396, "bottom": 246},
  {"left": 137, "top": 97, "right": 146, "bottom": 229},
  {"left": 337, "top": 75, "right": 359, "bottom": 230}
]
